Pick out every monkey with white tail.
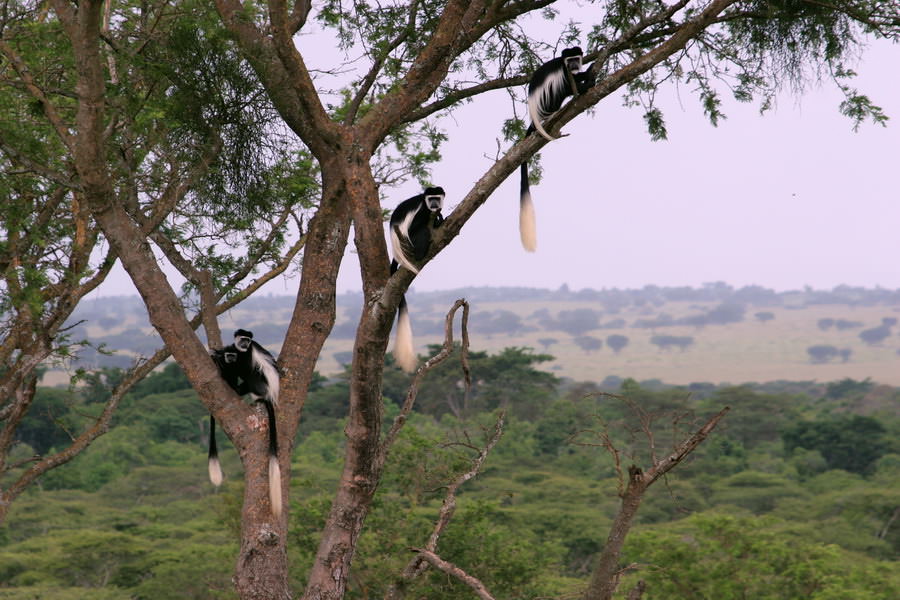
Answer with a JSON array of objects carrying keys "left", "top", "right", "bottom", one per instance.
[
  {"left": 519, "top": 46, "right": 594, "bottom": 252},
  {"left": 209, "top": 329, "right": 282, "bottom": 518},
  {"left": 388, "top": 186, "right": 445, "bottom": 372}
]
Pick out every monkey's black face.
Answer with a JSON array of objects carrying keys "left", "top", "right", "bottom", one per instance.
[
  {"left": 565, "top": 56, "right": 582, "bottom": 73},
  {"left": 424, "top": 194, "right": 444, "bottom": 212},
  {"left": 235, "top": 336, "right": 252, "bottom": 352}
]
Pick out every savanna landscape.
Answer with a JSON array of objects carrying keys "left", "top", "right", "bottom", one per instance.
[{"left": 3, "top": 0, "right": 899, "bottom": 598}]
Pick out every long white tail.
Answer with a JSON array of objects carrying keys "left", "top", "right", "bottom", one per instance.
[
  {"left": 394, "top": 297, "right": 416, "bottom": 372},
  {"left": 208, "top": 456, "right": 223, "bottom": 487},
  {"left": 269, "top": 455, "right": 282, "bottom": 518},
  {"left": 519, "top": 163, "right": 537, "bottom": 252},
  {"left": 208, "top": 415, "right": 223, "bottom": 486}
]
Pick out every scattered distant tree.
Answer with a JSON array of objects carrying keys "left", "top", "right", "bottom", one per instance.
[
  {"left": 529, "top": 307, "right": 552, "bottom": 324},
  {"left": 835, "top": 319, "right": 864, "bottom": 331},
  {"left": 600, "top": 318, "right": 627, "bottom": 329},
  {"left": 471, "top": 310, "right": 527, "bottom": 336},
  {"left": 573, "top": 336, "right": 603, "bottom": 354},
  {"left": 807, "top": 345, "right": 839, "bottom": 364},
  {"left": 859, "top": 325, "right": 891, "bottom": 345},
  {"left": 704, "top": 302, "right": 746, "bottom": 325},
  {"left": 754, "top": 311, "right": 775, "bottom": 324},
  {"left": 555, "top": 309, "right": 602, "bottom": 336},
  {"left": 606, "top": 334, "right": 629, "bottom": 354},
  {"left": 838, "top": 348, "right": 852, "bottom": 363},
  {"left": 651, "top": 335, "right": 695, "bottom": 352},
  {"left": 882, "top": 317, "right": 898, "bottom": 327},
  {"left": 633, "top": 313, "right": 676, "bottom": 329},
  {"left": 537, "top": 337, "right": 558, "bottom": 351},
  {"left": 817, "top": 318, "right": 836, "bottom": 331},
  {"left": 679, "top": 313, "right": 710, "bottom": 328}
]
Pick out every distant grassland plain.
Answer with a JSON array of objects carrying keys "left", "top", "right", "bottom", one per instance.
[
  {"left": 63, "top": 296, "right": 900, "bottom": 387},
  {"left": 309, "top": 300, "right": 900, "bottom": 386}
]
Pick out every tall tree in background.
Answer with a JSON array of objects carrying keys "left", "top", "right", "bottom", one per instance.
[{"left": 2, "top": 0, "right": 897, "bottom": 598}]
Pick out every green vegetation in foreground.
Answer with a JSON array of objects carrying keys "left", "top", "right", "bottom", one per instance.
[{"left": 1, "top": 349, "right": 898, "bottom": 599}]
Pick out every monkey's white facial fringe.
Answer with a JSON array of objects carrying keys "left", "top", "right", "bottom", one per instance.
[
  {"left": 394, "top": 303, "right": 416, "bottom": 372},
  {"left": 208, "top": 457, "right": 223, "bottom": 487},
  {"left": 269, "top": 455, "right": 282, "bottom": 518},
  {"left": 519, "top": 190, "right": 537, "bottom": 252}
]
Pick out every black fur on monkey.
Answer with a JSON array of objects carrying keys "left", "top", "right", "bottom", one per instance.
[
  {"left": 209, "top": 330, "right": 282, "bottom": 518},
  {"left": 389, "top": 186, "right": 445, "bottom": 372},
  {"left": 519, "top": 47, "right": 594, "bottom": 251},
  {"left": 208, "top": 345, "right": 243, "bottom": 487}
]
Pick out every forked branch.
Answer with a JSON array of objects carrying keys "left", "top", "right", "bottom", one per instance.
[
  {"left": 386, "top": 412, "right": 505, "bottom": 600},
  {"left": 582, "top": 406, "right": 730, "bottom": 600},
  {"left": 381, "top": 298, "right": 471, "bottom": 453}
]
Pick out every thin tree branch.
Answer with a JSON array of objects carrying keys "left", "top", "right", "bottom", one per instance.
[
  {"left": 345, "top": 0, "right": 419, "bottom": 126},
  {"left": 408, "top": 549, "right": 497, "bottom": 600},
  {"left": 381, "top": 299, "right": 470, "bottom": 453},
  {"left": 387, "top": 411, "right": 504, "bottom": 600}
]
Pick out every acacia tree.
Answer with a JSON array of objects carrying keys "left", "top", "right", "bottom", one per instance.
[
  {"left": 4, "top": 0, "right": 898, "bottom": 599},
  {"left": 0, "top": 0, "right": 312, "bottom": 523}
]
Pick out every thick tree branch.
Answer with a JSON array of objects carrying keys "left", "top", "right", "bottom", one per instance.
[
  {"left": 345, "top": 0, "right": 420, "bottom": 126},
  {"left": 213, "top": 0, "right": 339, "bottom": 156},
  {"left": 359, "top": 0, "right": 483, "bottom": 145}
]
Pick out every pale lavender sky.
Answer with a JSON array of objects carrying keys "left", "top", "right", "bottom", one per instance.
[
  {"left": 344, "top": 38, "right": 900, "bottom": 295},
  {"left": 94, "top": 37, "right": 899, "bottom": 298}
]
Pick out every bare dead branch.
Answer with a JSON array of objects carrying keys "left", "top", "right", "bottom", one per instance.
[
  {"left": 381, "top": 299, "right": 470, "bottom": 453},
  {"left": 582, "top": 406, "right": 730, "bottom": 600},
  {"left": 642, "top": 407, "right": 729, "bottom": 487},
  {"left": 394, "top": 412, "right": 505, "bottom": 593},
  {"left": 408, "top": 549, "right": 497, "bottom": 600}
]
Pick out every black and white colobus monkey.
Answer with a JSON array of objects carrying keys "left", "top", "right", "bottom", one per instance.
[
  {"left": 232, "top": 329, "right": 282, "bottom": 517},
  {"left": 208, "top": 345, "right": 243, "bottom": 488},
  {"left": 519, "top": 47, "right": 594, "bottom": 251},
  {"left": 208, "top": 330, "right": 282, "bottom": 517},
  {"left": 389, "top": 186, "right": 445, "bottom": 372}
]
